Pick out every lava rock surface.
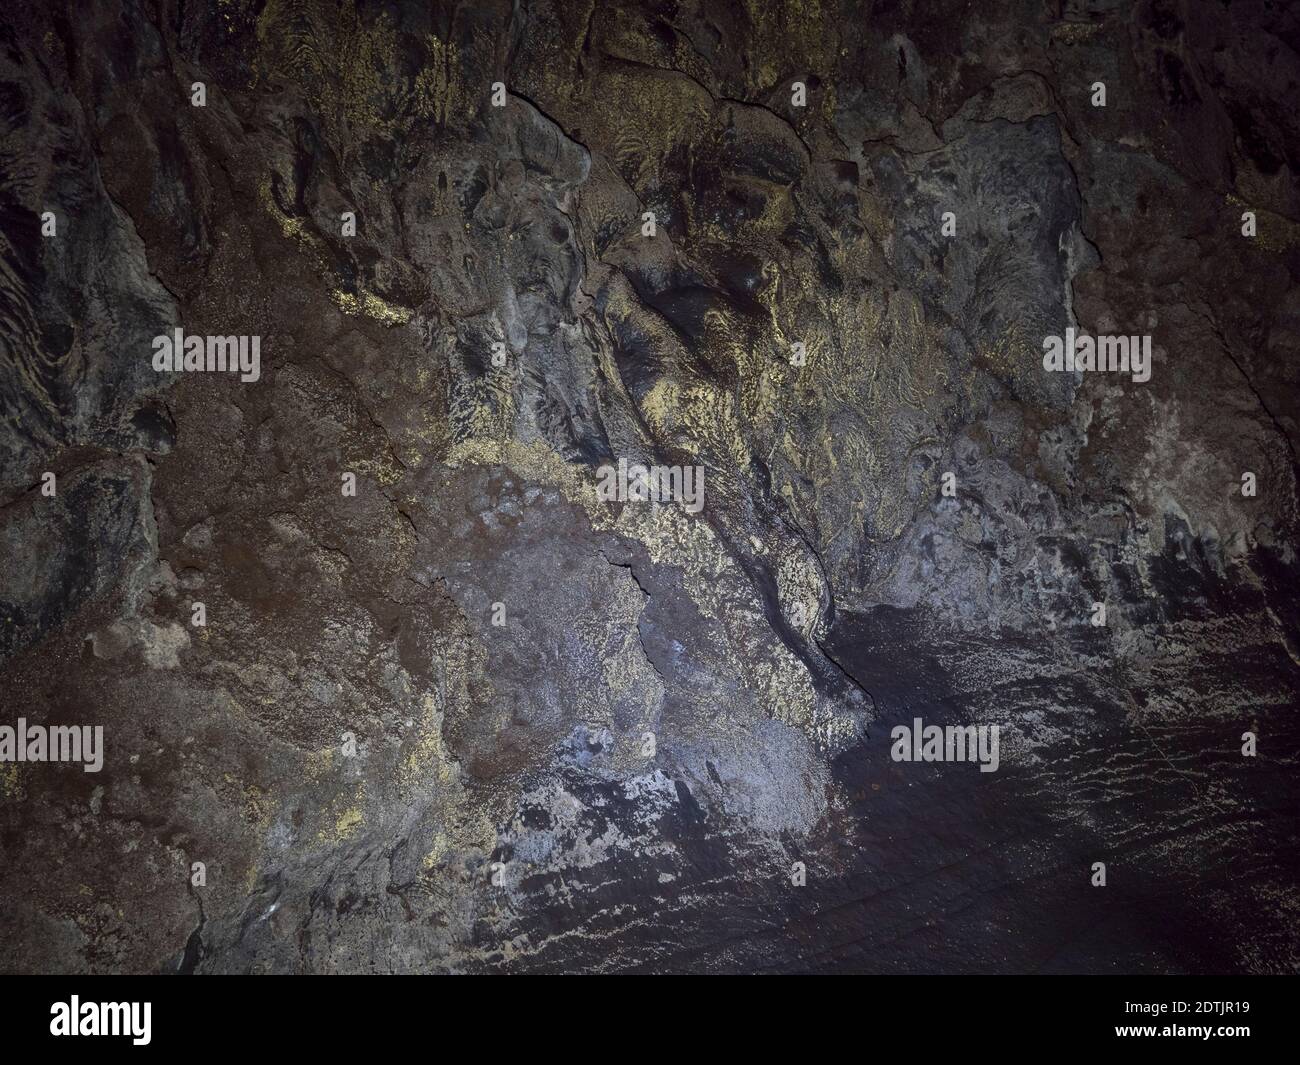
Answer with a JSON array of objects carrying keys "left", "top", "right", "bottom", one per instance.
[{"left": 0, "top": 0, "right": 1297, "bottom": 973}]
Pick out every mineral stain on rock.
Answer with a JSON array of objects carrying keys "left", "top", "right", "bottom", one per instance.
[{"left": 0, "top": 0, "right": 1297, "bottom": 973}]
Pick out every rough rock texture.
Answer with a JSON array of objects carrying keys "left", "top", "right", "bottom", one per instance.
[{"left": 0, "top": 0, "right": 1297, "bottom": 973}]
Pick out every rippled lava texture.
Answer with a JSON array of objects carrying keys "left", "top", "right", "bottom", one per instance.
[{"left": 1, "top": 0, "right": 1299, "bottom": 974}]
